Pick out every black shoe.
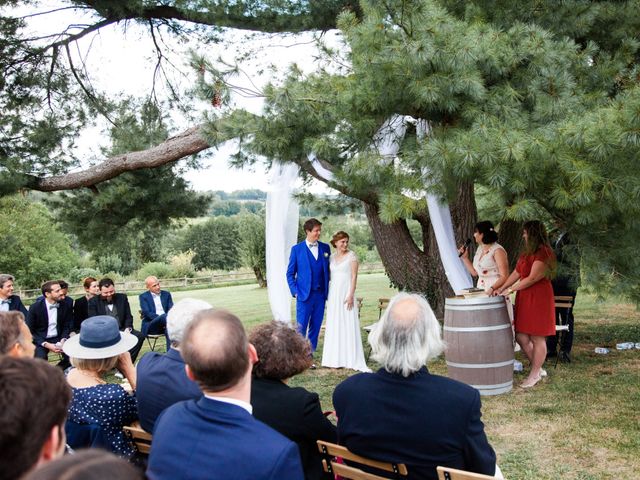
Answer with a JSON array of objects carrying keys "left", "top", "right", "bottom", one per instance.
[
  {"left": 310, "top": 363, "right": 317, "bottom": 370},
  {"left": 559, "top": 351, "right": 571, "bottom": 363}
]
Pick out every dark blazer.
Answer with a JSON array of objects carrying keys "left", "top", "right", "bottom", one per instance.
[
  {"left": 251, "top": 377, "right": 337, "bottom": 480},
  {"left": 136, "top": 348, "right": 201, "bottom": 433},
  {"left": 139, "top": 290, "right": 173, "bottom": 323},
  {"left": 87, "top": 293, "right": 133, "bottom": 330},
  {"left": 72, "top": 296, "right": 90, "bottom": 333},
  {"left": 286, "top": 241, "right": 331, "bottom": 301},
  {"left": 27, "top": 297, "right": 72, "bottom": 346},
  {"left": 147, "top": 397, "right": 304, "bottom": 480},
  {"left": 333, "top": 367, "right": 496, "bottom": 480},
  {"left": 3, "top": 295, "right": 29, "bottom": 321}
]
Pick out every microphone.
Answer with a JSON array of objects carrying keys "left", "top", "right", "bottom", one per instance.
[{"left": 458, "top": 238, "right": 472, "bottom": 257}]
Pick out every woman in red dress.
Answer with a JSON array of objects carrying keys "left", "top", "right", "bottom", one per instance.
[{"left": 495, "top": 221, "right": 556, "bottom": 388}]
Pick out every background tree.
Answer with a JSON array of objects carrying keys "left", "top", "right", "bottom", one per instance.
[
  {"left": 178, "top": 216, "right": 241, "bottom": 271},
  {"left": 0, "top": 195, "right": 79, "bottom": 288},
  {"left": 2, "top": 1, "right": 640, "bottom": 308},
  {"left": 54, "top": 99, "right": 208, "bottom": 273},
  {"left": 237, "top": 212, "right": 267, "bottom": 287}
]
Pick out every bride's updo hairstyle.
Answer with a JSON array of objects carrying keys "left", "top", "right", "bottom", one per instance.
[
  {"left": 330, "top": 231, "right": 349, "bottom": 248},
  {"left": 475, "top": 221, "right": 498, "bottom": 244}
]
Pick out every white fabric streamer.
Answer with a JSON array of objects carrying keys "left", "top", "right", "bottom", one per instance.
[
  {"left": 416, "top": 119, "right": 473, "bottom": 292},
  {"left": 266, "top": 163, "right": 300, "bottom": 322}
]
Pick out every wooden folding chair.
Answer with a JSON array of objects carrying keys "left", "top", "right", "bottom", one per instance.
[
  {"left": 317, "top": 440, "right": 408, "bottom": 480},
  {"left": 552, "top": 295, "right": 574, "bottom": 367},
  {"left": 123, "top": 424, "right": 152, "bottom": 455},
  {"left": 437, "top": 466, "right": 497, "bottom": 480},
  {"left": 378, "top": 298, "right": 390, "bottom": 319}
]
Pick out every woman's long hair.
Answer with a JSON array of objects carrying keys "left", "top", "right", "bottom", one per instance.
[{"left": 523, "top": 220, "right": 556, "bottom": 277}]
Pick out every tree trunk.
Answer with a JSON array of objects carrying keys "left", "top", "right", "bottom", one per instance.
[{"left": 253, "top": 266, "right": 267, "bottom": 288}]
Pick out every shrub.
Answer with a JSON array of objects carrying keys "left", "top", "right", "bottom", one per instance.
[
  {"left": 137, "top": 262, "right": 173, "bottom": 280},
  {"left": 170, "top": 251, "right": 196, "bottom": 278}
]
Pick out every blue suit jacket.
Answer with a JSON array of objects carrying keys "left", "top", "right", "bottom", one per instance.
[
  {"left": 27, "top": 297, "right": 73, "bottom": 346},
  {"left": 139, "top": 290, "right": 173, "bottom": 324},
  {"left": 136, "top": 348, "right": 201, "bottom": 433},
  {"left": 333, "top": 367, "right": 496, "bottom": 480},
  {"left": 147, "top": 397, "right": 304, "bottom": 480},
  {"left": 3, "top": 295, "right": 29, "bottom": 321},
  {"left": 286, "top": 241, "right": 331, "bottom": 301}
]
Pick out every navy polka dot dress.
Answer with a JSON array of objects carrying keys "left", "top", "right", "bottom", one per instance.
[{"left": 68, "top": 384, "right": 138, "bottom": 457}]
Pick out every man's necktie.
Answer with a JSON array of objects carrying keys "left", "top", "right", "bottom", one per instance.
[{"left": 49, "top": 304, "right": 59, "bottom": 310}]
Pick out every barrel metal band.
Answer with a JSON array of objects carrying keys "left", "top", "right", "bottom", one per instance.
[
  {"left": 445, "top": 304, "right": 505, "bottom": 311},
  {"left": 470, "top": 380, "right": 513, "bottom": 390},
  {"left": 446, "top": 359, "right": 514, "bottom": 369},
  {"left": 443, "top": 324, "right": 511, "bottom": 332},
  {"left": 476, "top": 384, "right": 513, "bottom": 395}
]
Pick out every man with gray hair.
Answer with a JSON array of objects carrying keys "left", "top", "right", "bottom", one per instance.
[
  {"left": 333, "top": 292, "right": 496, "bottom": 480},
  {"left": 0, "top": 311, "right": 35, "bottom": 358},
  {"left": 136, "top": 299, "right": 210, "bottom": 433}
]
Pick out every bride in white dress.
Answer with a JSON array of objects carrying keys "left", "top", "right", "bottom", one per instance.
[{"left": 321, "top": 231, "right": 370, "bottom": 372}]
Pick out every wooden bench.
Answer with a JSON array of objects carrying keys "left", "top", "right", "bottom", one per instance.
[
  {"left": 437, "top": 466, "right": 498, "bottom": 480},
  {"left": 123, "top": 424, "right": 152, "bottom": 455}
]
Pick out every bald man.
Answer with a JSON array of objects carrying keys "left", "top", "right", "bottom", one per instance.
[
  {"left": 139, "top": 276, "right": 173, "bottom": 350},
  {"left": 0, "top": 311, "right": 36, "bottom": 358},
  {"left": 147, "top": 309, "right": 304, "bottom": 480}
]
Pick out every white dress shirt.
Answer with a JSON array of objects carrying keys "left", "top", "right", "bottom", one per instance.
[
  {"left": 152, "top": 292, "right": 165, "bottom": 315},
  {"left": 306, "top": 241, "right": 319, "bottom": 260},
  {"left": 204, "top": 395, "right": 253, "bottom": 414},
  {"left": 45, "top": 300, "right": 58, "bottom": 338}
]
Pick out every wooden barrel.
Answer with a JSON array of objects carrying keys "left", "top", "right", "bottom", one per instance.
[{"left": 444, "top": 296, "right": 514, "bottom": 395}]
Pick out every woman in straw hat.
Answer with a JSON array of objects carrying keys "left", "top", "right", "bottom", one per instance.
[{"left": 63, "top": 315, "right": 139, "bottom": 457}]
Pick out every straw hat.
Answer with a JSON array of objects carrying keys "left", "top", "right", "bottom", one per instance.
[{"left": 63, "top": 316, "right": 138, "bottom": 359}]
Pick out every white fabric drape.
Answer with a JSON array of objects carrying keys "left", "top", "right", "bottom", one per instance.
[
  {"left": 416, "top": 119, "right": 473, "bottom": 292},
  {"left": 265, "top": 163, "right": 300, "bottom": 322}
]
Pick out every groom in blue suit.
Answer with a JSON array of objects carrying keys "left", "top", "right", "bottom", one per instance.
[{"left": 286, "top": 218, "right": 330, "bottom": 351}]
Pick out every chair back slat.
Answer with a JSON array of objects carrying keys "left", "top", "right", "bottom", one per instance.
[
  {"left": 123, "top": 425, "right": 152, "bottom": 455},
  {"left": 317, "top": 440, "right": 408, "bottom": 478},
  {"left": 436, "top": 466, "right": 497, "bottom": 480}
]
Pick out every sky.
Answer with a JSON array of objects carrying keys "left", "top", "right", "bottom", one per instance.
[{"left": 16, "top": 2, "right": 342, "bottom": 193}]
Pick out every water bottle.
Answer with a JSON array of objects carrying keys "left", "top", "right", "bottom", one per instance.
[{"left": 594, "top": 347, "right": 609, "bottom": 354}]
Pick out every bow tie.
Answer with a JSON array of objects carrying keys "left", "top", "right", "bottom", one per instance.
[
  {"left": 308, "top": 242, "right": 318, "bottom": 247},
  {"left": 49, "top": 304, "right": 59, "bottom": 310},
  {"left": 0, "top": 299, "right": 9, "bottom": 305}
]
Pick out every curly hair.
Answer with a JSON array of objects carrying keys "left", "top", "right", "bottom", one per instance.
[{"left": 249, "top": 321, "right": 312, "bottom": 380}]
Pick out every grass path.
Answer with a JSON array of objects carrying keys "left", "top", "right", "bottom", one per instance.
[{"left": 128, "top": 275, "right": 640, "bottom": 479}]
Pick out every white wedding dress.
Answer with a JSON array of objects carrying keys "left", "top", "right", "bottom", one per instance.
[{"left": 321, "top": 251, "right": 371, "bottom": 372}]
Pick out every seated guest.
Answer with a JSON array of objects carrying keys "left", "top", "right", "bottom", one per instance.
[
  {"left": 62, "top": 316, "right": 139, "bottom": 458},
  {"left": 73, "top": 277, "right": 100, "bottom": 334},
  {"left": 136, "top": 298, "right": 210, "bottom": 433},
  {"left": 0, "top": 356, "right": 71, "bottom": 480},
  {"left": 88, "top": 278, "right": 144, "bottom": 362},
  {"left": 250, "top": 321, "right": 337, "bottom": 480},
  {"left": 334, "top": 293, "right": 497, "bottom": 480},
  {"left": 58, "top": 280, "right": 74, "bottom": 310},
  {"left": 0, "top": 311, "right": 36, "bottom": 358},
  {"left": 138, "top": 276, "right": 173, "bottom": 351},
  {"left": 23, "top": 449, "right": 144, "bottom": 480},
  {"left": 147, "top": 309, "right": 304, "bottom": 480},
  {"left": 0, "top": 273, "right": 29, "bottom": 320},
  {"left": 28, "top": 280, "right": 73, "bottom": 368}
]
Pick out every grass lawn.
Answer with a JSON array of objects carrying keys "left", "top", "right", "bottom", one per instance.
[{"left": 128, "top": 273, "right": 640, "bottom": 480}]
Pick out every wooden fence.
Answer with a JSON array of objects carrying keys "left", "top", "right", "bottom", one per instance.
[{"left": 16, "top": 262, "right": 385, "bottom": 301}]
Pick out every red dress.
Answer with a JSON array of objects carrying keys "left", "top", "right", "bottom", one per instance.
[{"left": 514, "top": 246, "right": 556, "bottom": 336}]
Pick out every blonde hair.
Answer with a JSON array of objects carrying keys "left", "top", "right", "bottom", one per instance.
[{"left": 70, "top": 356, "right": 118, "bottom": 374}]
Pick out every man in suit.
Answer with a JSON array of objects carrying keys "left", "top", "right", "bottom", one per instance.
[
  {"left": 57, "top": 280, "right": 74, "bottom": 311},
  {"left": 87, "top": 278, "right": 144, "bottom": 362},
  {"left": 147, "top": 308, "right": 304, "bottom": 480},
  {"left": 286, "top": 218, "right": 330, "bottom": 352},
  {"left": 333, "top": 293, "right": 497, "bottom": 480},
  {"left": 0, "top": 274, "right": 29, "bottom": 321},
  {"left": 0, "top": 311, "right": 36, "bottom": 358},
  {"left": 0, "top": 356, "right": 71, "bottom": 480},
  {"left": 136, "top": 298, "right": 210, "bottom": 433},
  {"left": 28, "top": 280, "right": 73, "bottom": 368},
  {"left": 138, "top": 276, "right": 173, "bottom": 351}
]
